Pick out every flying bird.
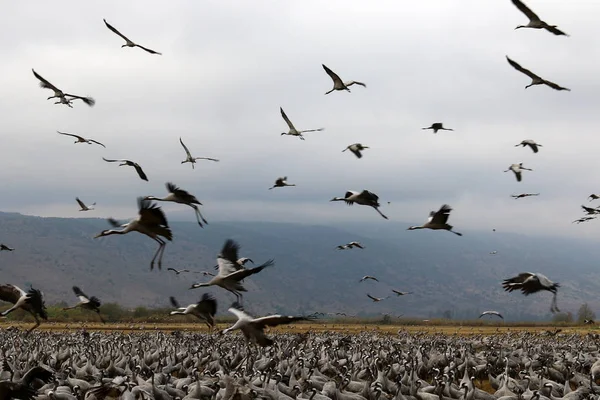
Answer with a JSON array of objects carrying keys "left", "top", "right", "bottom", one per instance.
[
  {"left": 490, "top": 251, "right": 498, "bottom": 255},
  {"left": 585, "top": 319, "right": 595, "bottom": 325},
  {"left": 588, "top": 194, "right": 600, "bottom": 202},
  {"left": 573, "top": 216, "right": 596, "bottom": 224},
  {"left": 407, "top": 204, "right": 462, "bottom": 236},
  {"left": 336, "top": 245, "right": 348, "bottom": 250},
  {"left": 280, "top": 107, "right": 324, "bottom": 140},
  {"left": 269, "top": 176, "right": 296, "bottom": 190},
  {"left": 169, "top": 294, "right": 217, "bottom": 329},
  {"left": 0, "top": 244, "right": 14, "bottom": 251},
  {"left": 342, "top": 143, "right": 369, "bottom": 159},
  {"left": 144, "top": 182, "right": 208, "bottom": 227},
  {"left": 479, "top": 310, "right": 504, "bottom": 320},
  {"left": 94, "top": 197, "right": 172, "bottom": 270},
  {"left": 32, "top": 69, "right": 95, "bottom": 107},
  {"left": 367, "top": 294, "right": 389, "bottom": 302},
  {"left": 511, "top": 0, "right": 568, "bottom": 36},
  {"left": 360, "top": 275, "right": 379, "bottom": 282},
  {"left": 63, "top": 286, "right": 104, "bottom": 323},
  {"left": 57, "top": 131, "right": 105, "bottom": 148},
  {"left": 392, "top": 290, "right": 413, "bottom": 296},
  {"left": 322, "top": 64, "right": 366, "bottom": 95},
  {"left": 504, "top": 163, "right": 532, "bottom": 182},
  {"left": 502, "top": 272, "right": 560, "bottom": 313},
  {"left": 515, "top": 140, "right": 542, "bottom": 153},
  {"left": 221, "top": 302, "right": 316, "bottom": 346},
  {"left": 0, "top": 284, "right": 47, "bottom": 334},
  {"left": 511, "top": 193, "right": 539, "bottom": 199},
  {"left": 422, "top": 123, "right": 453, "bottom": 133},
  {"left": 179, "top": 137, "right": 219, "bottom": 169},
  {"left": 506, "top": 56, "right": 570, "bottom": 91},
  {"left": 346, "top": 241, "right": 365, "bottom": 249},
  {"left": 103, "top": 19, "right": 162, "bottom": 55},
  {"left": 76, "top": 197, "right": 96, "bottom": 211},
  {"left": 102, "top": 157, "right": 148, "bottom": 181},
  {"left": 167, "top": 268, "right": 190, "bottom": 275},
  {"left": 330, "top": 190, "right": 388, "bottom": 220},
  {"left": 581, "top": 205, "right": 599, "bottom": 215}
]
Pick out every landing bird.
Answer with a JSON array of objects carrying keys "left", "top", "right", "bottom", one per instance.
[
  {"left": 169, "top": 294, "right": 217, "bottom": 330},
  {"left": 190, "top": 239, "right": 274, "bottom": 304},
  {"left": 515, "top": 139, "right": 542, "bottom": 153},
  {"left": 63, "top": 286, "right": 104, "bottom": 323},
  {"left": 588, "top": 194, "right": 600, "bottom": 201},
  {"left": 392, "top": 290, "right": 413, "bottom": 296},
  {"left": 506, "top": 56, "right": 570, "bottom": 91},
  {"left": 32, "top": 69, "right": 95, "bottom": 107},
  {"left": 342, "top": 143, "right": 369, "bottom": 158},
  {"left": 322, "top": 64, "right": 366, "bottom": 95},
  {"left": 407, "top": 204, "right": 462, "bottom": 236},
  {"left": 0, "top": 366, "right": 54, "bottom": 400},
  {"left": 94, "top": 197, "right": 172, "bottom": 270},
  {"left": 504, "top": 163, "right": 532, "bottom": 182},
  {"left": 0, "top": 244, "right": 14, "bottom": 251},
  {"left": 511, "top": 0, "right": 568, "bottom": 36},
  {"left": 167, "top": 268, "right": 190, "bottom": 275},
  {"left": 511, "top": 193, "right": 539, "bottom": 199},
  {"left": 367, "top": 294, "right": 388, "bottom": 302},
  {"left": 179, "top": 137, "right": 219, "bottom": 169},
  {"left": 502, "top": 272, "right": 560, "bottom": 313},
  {"left": 422, "top": 123, "right": 453, "bottom": 133},
  {"left": 269, "top": 176, "right": 296, "bottom": 190},
  {"left": 330, "top": 190, "right": 388, "bottom": 220},
  {"left": 346, "top": 241, "right": 365, "bottom": 249},
  {"left": 102, "top": 157, "right": 148, "bottom": 181},
  {"left": 57, "top": 131, "right": 105, "bottom": 148},
  {"left": 144, "top": 182, "right": 208, "bottom": 227},
  {"left": 76, "top": 197, "right": 95, "bottom": 211},
  {"left": 479, "top": 310, "right": 504, "bottom": 320},
  {"left": 360, "top": 275, "right": 379, "bottom": 282},
  {"left": 221, "top": 302, "right": 316, "bottom": 346},
  {"left": 0, "top": 284, "right": 47, "bottom": 334},
  {"left": 103, "top": 19, "right": 162, "bottom": 55},
  {"left": 280, "top": 107, "right": 324, "bottom": 140}
]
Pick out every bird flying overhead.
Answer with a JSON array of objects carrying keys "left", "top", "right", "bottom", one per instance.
[
  {"left": 58, "top": 131, "right": 105, "bottom": 148},
  {"left": 103, "top": 19, "right": 162, "bottom": 55},
  {"left": 32, "top": 69, "right": 95, "bottom": 107},
  {"left": 504, "top": 163, "right": 532, "bottom": 182},
  {"left": 342, "top": 143, "right": 369, "bottom": 158},
  {"left": 367, "top": 294, "right": 388, "bottom": 302},
  {"left": 360, "top": 275, "right": 379, "bottom": 283},
  {"left": 102, "top": 157, "right": 148, "bottom": 181},
  {"left": 510, "top": 0, "right": 569, "bottom": 36},
  {"left": 269, "top": 176, "right": 296, "bottom": 190},
  {"left": 144, "top": 182, "right": 208, "bottom": 227},
  {"left": 322, "top": 64, "right": 366, "bottom": 95},
  {"left": 506, "top": 56, "right": 570, "bottom": 91},
  {"left": 76, "top": 197, "right": 96, "bottom": 211},
  {"left": 479, "top": 310, "right": 504, "bottom": 320},
  {"left": 511, "top": 193, "right": 539, "bottom": 199},
  {"left": 392, "top": 290, "right": 413, "bottom": 296},
  {"left": 179, "top": 137, "right": 219, "bottom": 168},
  {"left": 422, "top": 123, "right": 453, "bottom": 133},
  {"left": 280, "top": 107, "right": 324, "bottom": 140},
  {"left": 515, "top": 139, "right": 542, "bottom": 153}
]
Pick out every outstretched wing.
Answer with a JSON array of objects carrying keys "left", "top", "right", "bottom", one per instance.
[
  {"left": 57, "top": 131, "right": 84, "bottom": 141},
  {"left": 280, "top": 107, "right": 295, "bottom": 130},
  {"left": 431, "top": 204, "right": 452, "bottom": 225},
  {"left": 135, "top": 44, "right": 162, "bottom": 55},
  {"left": 543, "top": 79, "right": 570, "bottom": 91},
  {"left": 169, "top": 296, "right": 180, "bottom": 309},
  {"left": 72, "top": 286, "right": 90, "bottom": 303},
  {"left": 0, "top": 284, "right": 26, "bottom": 305},
  {"left": 103, "top": 19, "right": 133, "bottom": 43},
  {"left": 138, "top": 198, "right": 169, "bottom": 227},
  {"left": 506, "top": 56, "right": 540, "bottom": 81},
  {"left": 21, "top": 366, "right": 54, "bottom": 386},
  {"left": 322, "top": 64, "right": 342, "bottom": 84},
  {"left": 227, "top": 259, "right": 274, "bottom": 280},
  {"left": 32, "top": 69, "right": 61, "bottom": 92},
  {"left": 253, "top": 314, "right": 315, "bottom": 329},
  {"left": 367, "top": 293, "right": 378, "bottom": 301},
  {"left": 197, "top": 293, "right": 217, "bottom": 317},
  {"left": 179, "top": 137, "right": 193, "bottom": 158},
  {"left": 89, "top": 139, "right": 106, "bottom": 148},
  {"left": 102, "top": 157, "right": 124, "bottom": 163},
  {"left": 64, "top": 94, "right": 96, "bottom": 107},
  {"left": 166, "top": 182, "right": 200, "bottom": 204},
  {"left": 217, "top": 239, "right": 242, "bottom": 275},
  {"left": 107, "top": 218, "right": 122, "bottom": 227},
  {"left": 76, "top": 197, "right": 86, "bottom": 209},
  {"left": 510, "top": 0, "right": 540, "bottom": 22},
  {"left": 132, "top": 163, "right": 148, "bottom": 181}
]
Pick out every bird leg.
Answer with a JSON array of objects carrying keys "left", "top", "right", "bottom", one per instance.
[
  {"left": 373, "top": 206, "right": 389, "bottom": 220},
  {"left": 191, "top": 205, "right": 208, "bottom": 226},
  {"left": 0, "top": 303, "right": 22, "bottom": 316},
  {"left": 26, "top": 314, "right": 40, "bottom": 335},
  {"left": 96, "top": 310, "right": 106, "bottom": 324},
  {"left": 149, "top": 237, "right": 166, "bottom": 270},
  {"left": 550, "top": 292, "right": 560, "bottom": 313}
]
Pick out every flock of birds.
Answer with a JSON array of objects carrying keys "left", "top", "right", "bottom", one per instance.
[{"left": 0, "top": 0, "right": 592, "bottom": 340}]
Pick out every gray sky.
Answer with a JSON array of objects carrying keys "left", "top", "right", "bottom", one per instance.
[{"left": 0, "top": 0, "right": 598, "bottom": 238}]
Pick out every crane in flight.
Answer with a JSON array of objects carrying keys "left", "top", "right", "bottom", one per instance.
[{"left": 103, "top": 19, "right": 162, "bottom": 55}]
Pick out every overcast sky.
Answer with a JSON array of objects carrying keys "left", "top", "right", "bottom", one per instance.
[{"left": 0, "top": 0, "right": 598, "bottom": 239}]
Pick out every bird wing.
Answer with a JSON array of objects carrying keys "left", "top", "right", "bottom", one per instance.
[
  {"left": 217, "top": 239, "right": 242, "bottom": 276},
  {"left": 431, "top": 204, "right": 452, "bottom": 225},
  {"left": 179, "top": 137, "right": 193, "bottom": 158},
  {"left": 226, "top": 259, "right": 274, "bottom": 280},
  {"left": 352, "top": 242, "right": 364, "bottom": 249},
  {"left": 322, "top": 64, "right": 342, "bottom": 84},
  {"left": 0, "top": 284, "right": 26, "bottom": 305},
  {"left": 32, "top": 69, "right": 61, "bottom": 92},
  {"left": 25, "top": 287, "right": 47, "bottom": 319},
  {"left": 510, "top": 0, "right": 540, "bottom": 22},
  {"left": 367, "top": 294, "right": 378, "bottom": 301},
  {"left": 64, "top": 94, "right": 96, "bottom": 106},
  {"left": 167, "top": 268, "right": 178, "bottom": 273},
  {"left": 137, "top": 198, "right": 169, "bottom": 227},
  {"left": 506, "top": 56, "right": 540, "bottom": 80},
  {"left": 107, "top": 218, "right": 122, "bottom": 227},
  {"left": 57, "top": 131, "right": 84, "bottom": 141},
  {"left": 21, "top": 366, "right": 54, "bottom": 386},
  {"left": 280, "top": 107, "right": 295, "bottom": 130},
  {"left": 543, "top": 79, "right": 570, "bottom": 91},
  {"left": 360, "top": 190, "right": 379, "bottom": 203},
  {"left": 228, "top": 305, "right": 253, "bottom": 321},
  {"left": 76, "top": 197, "right": 86, "bottom": 209},
  {"left": 132, "top": 163, "right": 148, "bottom": 181},
  {"left": 350, "top": 148, "right": 362, "bottom": 158},
  {"left": 169, "top": 296, "right": 180, "bottom": 309},
  {"left": 253, "top": 314, "right": 314, "bottom": 329},
  {"left": 196, "top": 293, "right": 217, "bottom": 317},
  {"left": 545, "top": 25, "right": 568, "bottom": 36},
  {"left": 345, "top": 80, "right": 367, "bottom": 88},
  {"left": 103, "top": 19, "right": 133, "bottom": 43},
  {"left": 102, "top": 157, "right": 126, "bottom": 163},
  {"left": 89, "top": 139, "right": 106, "bottom": 148},
  {"left": 166, "top": 182, "right": 200, "bottom": 204},
  {"left": 72, "top": 286, "right": 90, "bottom": 303},
  {"left": 502, "top": 272, "right": 536, "bottom": 292},
  {"left": 135, "top": 44, "right": 162, "bottom": 55}
]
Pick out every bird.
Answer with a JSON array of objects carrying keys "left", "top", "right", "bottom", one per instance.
[
  {"left": 94, "top": 197, "right": 172, "bottom": 270},
  {"left": 167, "top": 268, "right": 190, "bottom": 275},
  {"left": 144, "top": 182, "right": 208, "bottom": 227},
  {"left": 196, "top": 270, "right": 216, "bottom": 276},
  {"left": 502, "top": 272, "right": 560, "bottom": 313},
  {"left": 190, "top": 239, "right": 274, "bottom": 304},
  {"left": 511, "top": 193, "right": 540, "bottom": 199},
  {"left": 0, "top": 284, "right": 48, "bottom": 334},
  {"left": 515, "top": 139, "right": 542, "bottom": 153},
  {"left": 407, "top": 204, "right": 463, "bottom": 236},
  {"left": 330, "top": 190, "right": 388, "bottom": 220},
  {"left": 479, "top": 311, "right": 504, "bottom": 320},
  {"left": 103, "top": 19, "right": 162, "bottom": 55},
  {"left": 322, "top": 64, "right": 366, "bottom": 95},
  {"left": 57, "top": 131, "right": 106, "bottom": 148},
  {"left": 490, "top": 251, "right": 498, "bottom": 255},
  {"left": 504, "top": 163, "right": 532, "bottom": 182},
  {"left": 169, "top": 294, "right": 217, "bottom": 330},
  {"left": 279, "top": 107, "right": 324, "bottom": 140},
  {"left": 336, "top": 245, "right": 348, "bottom": 250},
  {"left": 0, "top": 244, "right": 14, "bottom": 251},
  {"left": 63, "top": 286, "right": 104, "bottom": 323},
  {"left": 367, "top": 294, "right": 388, "bottom": 302},
  {"left": 581, "top": 205, "right": 599, "bottom": 215},
  {"left": 511, "top": 0, "right": 568, "bottom": 36},
  {"left": 221, "top": 302, "right": 316, "bottom": 346},
  {"left": 32, "top": 69, "right": 95, "bottom": 107},
  {"left": 360, "top": 275, "right": 379, "bottom": 282},
  {"left": 392, "top": 290, "right": 413, "bottom": 296},
  {"left": 179, "top": 137, "right": 219, "bottom": 169},
  {"left": 342, "top": 143, "right": 369, "bottom": 159},
  {"left": 102, "top": 157, "right": 148, "bottom": 181},
  {"left": 506, "top": 56, "right": 570, "bottom": 91},
  {"left": 76, "top": 197, "right": 96, "bottom": 211},
  {"left": 573, "top": 216, "right": 596, "bottom": 224},
  {"left": 269, "top": 176, "right": 296, "bottom": 190},
  {"left": 346, "top": 241, "right": 365, "bottom": 249},
  {"left": 589, "top": 194, "right": 600, "bottom": 201},
  {"left": 422, "top": 123, "right": 454, "bottom": 133},
  {"left": 0, "top": 365, "right": 54, "bottom": 400},
  {"left": 585, "top": 319, "right": 595, "bottom": 325}
]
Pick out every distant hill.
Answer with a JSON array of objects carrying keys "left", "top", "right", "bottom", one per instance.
[{"left": 0, "top": 211, "right": 598, "bottom": 321}]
